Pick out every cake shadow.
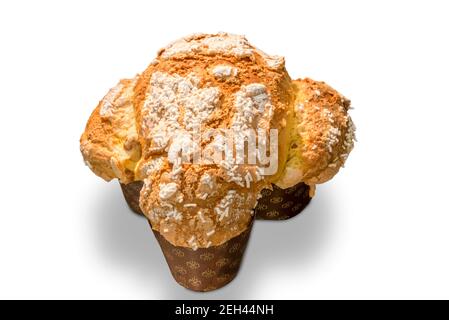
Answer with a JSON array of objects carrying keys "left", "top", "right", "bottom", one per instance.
[
  {"left": 90, "top": 182, "right": 174, "bottom": 296},
  {"left": 91, "top": 182, "right": 335, "bottom": 299}
]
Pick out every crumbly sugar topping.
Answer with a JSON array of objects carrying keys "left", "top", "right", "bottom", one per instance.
[
  {"left": 183, "top": 86, "right": 221, "bottom": 131},
  {"left": 160, "top": 33, "right": 254, "bottom": 59},
  {"left": 343, "top": 117, "right": 356, "bottom": 154},
  {"left": 133, "top": 34, "right": 307, "bottom": 249},
  {"left": 256, "top": 51, "right": 285, "bottom": 70},
  {"left": 159, "top": 33, "right": 285, "bottom": 70},
  {"left": 327, "top": 126, "right": 341, "bottom": 153},
  {"left": 141, "top": 72, "right": 221, "bottom": 151},
  {"left": 99, "top": 82, "right": 124, "bottom": 117},
  {"left": 215, "top": 190, "right": 237, "bottom": 222},
  {"left": 232, "top": 83, "right": 273, "bottom": 132},
  {"left": 200, "top": 172, "right": 215, "bottom": 189},
  {"left": 203, "top": 83, "right": 276, "bottom": 190},
  {"left": 323, "top": 108, "right": 341, "bottom": 153},
  {"left": 167, "top": 132, "right": 198, "bottom": 166},
  {"left": 138, "top": 73, "right": 276, "bottom": 247},
  {"left": 187, "top": 235, "right": 199, "bottom": 251},
  {"left": 211, "top": 65, "right": 239, "bottom": 79},
  {"left": 139, "top": 156, "right": 165, "bottom": 177},
  {"left": 164, "top": 207, "right": 183, "bottom": 221},
  {"left": 159, "top": 182, "right": 178, "bottom": 200}
]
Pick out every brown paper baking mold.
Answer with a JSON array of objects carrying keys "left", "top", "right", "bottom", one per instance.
[
  {"left": 120, "top": 181, "right": 144, "bottom": 215},
  {"left": 151, "top": 218, "right": 254, "bottom": 292},
  {"left": 254, "top": 183, "right": 311, "bottom": 220}
]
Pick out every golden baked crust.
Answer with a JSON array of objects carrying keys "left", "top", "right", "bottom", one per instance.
[
  {"left": 134, "top": 33, "right": 293, "bottom": 248},
  {"left": 80, "top": 78, "right": 141, "bottom": 184},
  {"left": 80, "top": 33, "right": 355, "bottom": 249},
  {"left": 274, "top": 78, "right": 355, "bottom": 188}
]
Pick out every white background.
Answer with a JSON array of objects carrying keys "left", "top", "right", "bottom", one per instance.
[{"left": 0, "top": 0, "right": 448, "bottom": 299}]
